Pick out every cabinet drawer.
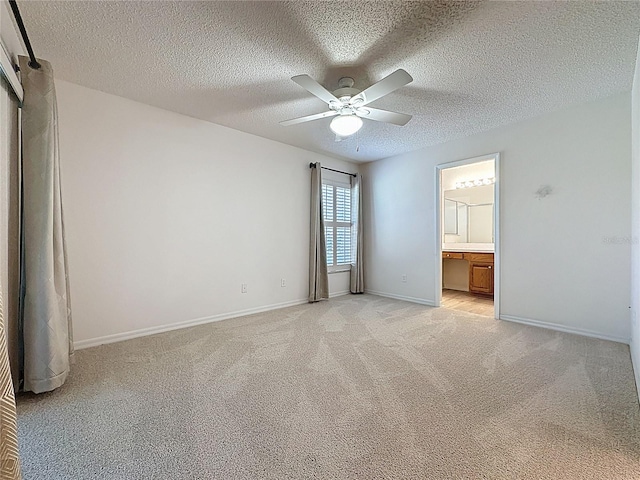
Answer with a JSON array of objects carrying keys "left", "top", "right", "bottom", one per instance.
[
  {"left": 442, "top": 251, "right": 464, "bottom": 260},
  {"left": 464, "top": 253, "right": 494, "bottom": 263}
]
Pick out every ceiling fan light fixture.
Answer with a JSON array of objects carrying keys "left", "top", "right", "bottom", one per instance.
[{"left": 330, "top": 114, "right": 363, "bottom": 137}]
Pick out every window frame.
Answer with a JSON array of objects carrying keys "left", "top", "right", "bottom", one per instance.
[{"left": 322, "top": 179, "right": 353, "bottom": 273}]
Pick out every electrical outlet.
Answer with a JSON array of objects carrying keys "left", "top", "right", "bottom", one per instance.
[
  {"left": 241, "top": 283, "right": 247, "bottom": 294},
  {"left": 281, "top": 278, "right": 286, "bottom": 287},
  {"left": 402, "top": 274, "right": 407, "bottom": 283}
]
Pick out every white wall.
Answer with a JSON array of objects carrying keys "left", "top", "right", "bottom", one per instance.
[
  {"left": 55, "top": 80, "right": 357, "bottom": 347},
  {"left": 363, "top": 92, "right": 632, "bottom": 342},
  {"left": 630, "top": 36, "right": 640, "bottom": 400}
]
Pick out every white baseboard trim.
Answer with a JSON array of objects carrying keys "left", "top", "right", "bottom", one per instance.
[
  {"left": 74, "top": 298, "right": 309, "bottom": 350},
  {"left": 330, "top": 290, "right": 350, "bottom": 298},
  {"left": 500, "top": 314, "right": 630, "bottom": 345},
  {"left": 364, "top": 289, "right": 436, "bottom": 307},
  {"left": 630, "top": 339, "right": 640, "bottom": 403}
]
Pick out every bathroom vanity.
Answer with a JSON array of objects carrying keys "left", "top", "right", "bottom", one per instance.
[
  {"left": 442, "top": 251, "right": 494, "bottom": 295},
  {"left": 440, "top": 161, "right": 496, "bottom": 298}
]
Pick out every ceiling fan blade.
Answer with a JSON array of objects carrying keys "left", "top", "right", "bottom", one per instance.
[
  {"left": 279, "top": 110, "right": 338, "bottom": 127},
  {"left": 355, "top": 107, "right": 412, "bottom": 126},
  {"left": 352, "top": 69, "right": 413, "bottom": 106},
  {"left": 291, "top": 75, "right": 339, "bottom": 105}
]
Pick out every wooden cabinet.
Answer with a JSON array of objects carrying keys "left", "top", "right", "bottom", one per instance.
[
  {"left": 469, "top": 262, "right": 493, "bottom": 294},
  {"left": 463, "top": 253, "right": 493, "bottom": 263},
  {"left": 443, "top": 251, "right": 494, "bottom": 296}
]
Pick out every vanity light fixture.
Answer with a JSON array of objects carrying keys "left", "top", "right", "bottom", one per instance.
[{"left": 454, "top": 177, "right": 495, "bottom": 189}]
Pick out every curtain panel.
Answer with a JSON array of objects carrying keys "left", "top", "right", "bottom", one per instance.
[
  {"left": 350, "top": 173, "right": 364, "bottom": 293},
  {"left": 309, "top": 163, "right": 329, "bottom": 302},
  {"left": 19, "top": 56, "right": 73, "bottom": 393}
]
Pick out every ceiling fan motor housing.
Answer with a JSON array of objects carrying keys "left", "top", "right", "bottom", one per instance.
[{"left": 333, "top": 76, "right": 360, "bottom": 104}]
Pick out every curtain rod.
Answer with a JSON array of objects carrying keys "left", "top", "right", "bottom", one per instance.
[
  {"left": 309, "top": 163, "right": 356, "bottom": 177},
  {"left": 8, "top": 0, "right": 40, "bottom": 70}
]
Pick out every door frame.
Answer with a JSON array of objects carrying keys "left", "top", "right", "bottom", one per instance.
[{"left": 434, "top": 153, "right": 501, "bottom": 319}]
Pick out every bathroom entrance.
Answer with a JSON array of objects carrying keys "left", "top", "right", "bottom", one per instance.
[{"left": 435, "top": 154, "right": 499, "bottom": 318}]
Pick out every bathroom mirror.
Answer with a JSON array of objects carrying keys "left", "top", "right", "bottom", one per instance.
[
  {"left": 443, "top": 199, "right": 458, "bottom": 234},
  {"left": 443, "top": 185, "right": 494, "bottom": 244}
]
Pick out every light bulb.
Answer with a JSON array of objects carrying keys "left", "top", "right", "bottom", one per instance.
[{"left": 330, "top": 115, "right": 363, "bottom": 136}]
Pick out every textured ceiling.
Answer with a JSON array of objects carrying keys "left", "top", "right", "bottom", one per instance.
[{"left": 17, "top": 1, "right": 640, "bottom": 162}]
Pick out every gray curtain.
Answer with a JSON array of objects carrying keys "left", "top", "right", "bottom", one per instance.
[
  {"left": 0, "top": 286, "right": 21, "bottom": 478},
  {"left": 350, "top": 173, "right": 364, "bottom": 293},
  {"left": 309, "top": 163, "right": 329, "bottom": 302},
  {"left": 19, "top": 56, "right": 73, "bottom": 393}
]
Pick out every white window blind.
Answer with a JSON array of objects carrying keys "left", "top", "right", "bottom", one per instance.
[{"left": 322, "top": 183, "right": 352, "bottom": 267}]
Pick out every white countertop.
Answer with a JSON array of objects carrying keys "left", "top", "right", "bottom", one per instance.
[{"left": 442, "top": 243, "right": 494, "bottom": 253}]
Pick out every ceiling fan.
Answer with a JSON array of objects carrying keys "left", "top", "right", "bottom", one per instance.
[{"left": 280, "top": 69, "right": 413, "bottom": 139}]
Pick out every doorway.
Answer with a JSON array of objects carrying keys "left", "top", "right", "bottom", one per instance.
[{"left": 435, "top": 154, "right": 500, "bottom": 319}]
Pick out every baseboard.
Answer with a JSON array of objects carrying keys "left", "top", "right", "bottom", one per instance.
[
  {"left": 364, "top": 289, "right": 436, "bottom": 307},
  {"left": 74, "top": 297, "right": 309, "bottom": 350},
  {"left": 329, "top": 290, "right": 350, "bottom": 298},
  {"left": 500, "top": 314, "right": 630, "bottom": 345},
  {"left": 630, "top": 339, "right": 640, "bottom": 403}
]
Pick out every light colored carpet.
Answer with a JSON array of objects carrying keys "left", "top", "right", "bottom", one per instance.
[{"left": 16, "top": 294, "right": 640, "bottom": 479}]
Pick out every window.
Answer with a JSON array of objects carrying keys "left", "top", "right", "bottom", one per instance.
[{"left": 322, "top": 182, "right": 352, "bottom": 269}]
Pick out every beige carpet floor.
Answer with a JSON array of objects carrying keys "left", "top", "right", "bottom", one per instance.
[{"left": 16, "top": 294, "right": 640, "bottom": 479}]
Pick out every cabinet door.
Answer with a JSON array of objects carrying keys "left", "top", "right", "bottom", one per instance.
[{"left": 469, "top": 263, "right": 494, "bottom": 294}]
